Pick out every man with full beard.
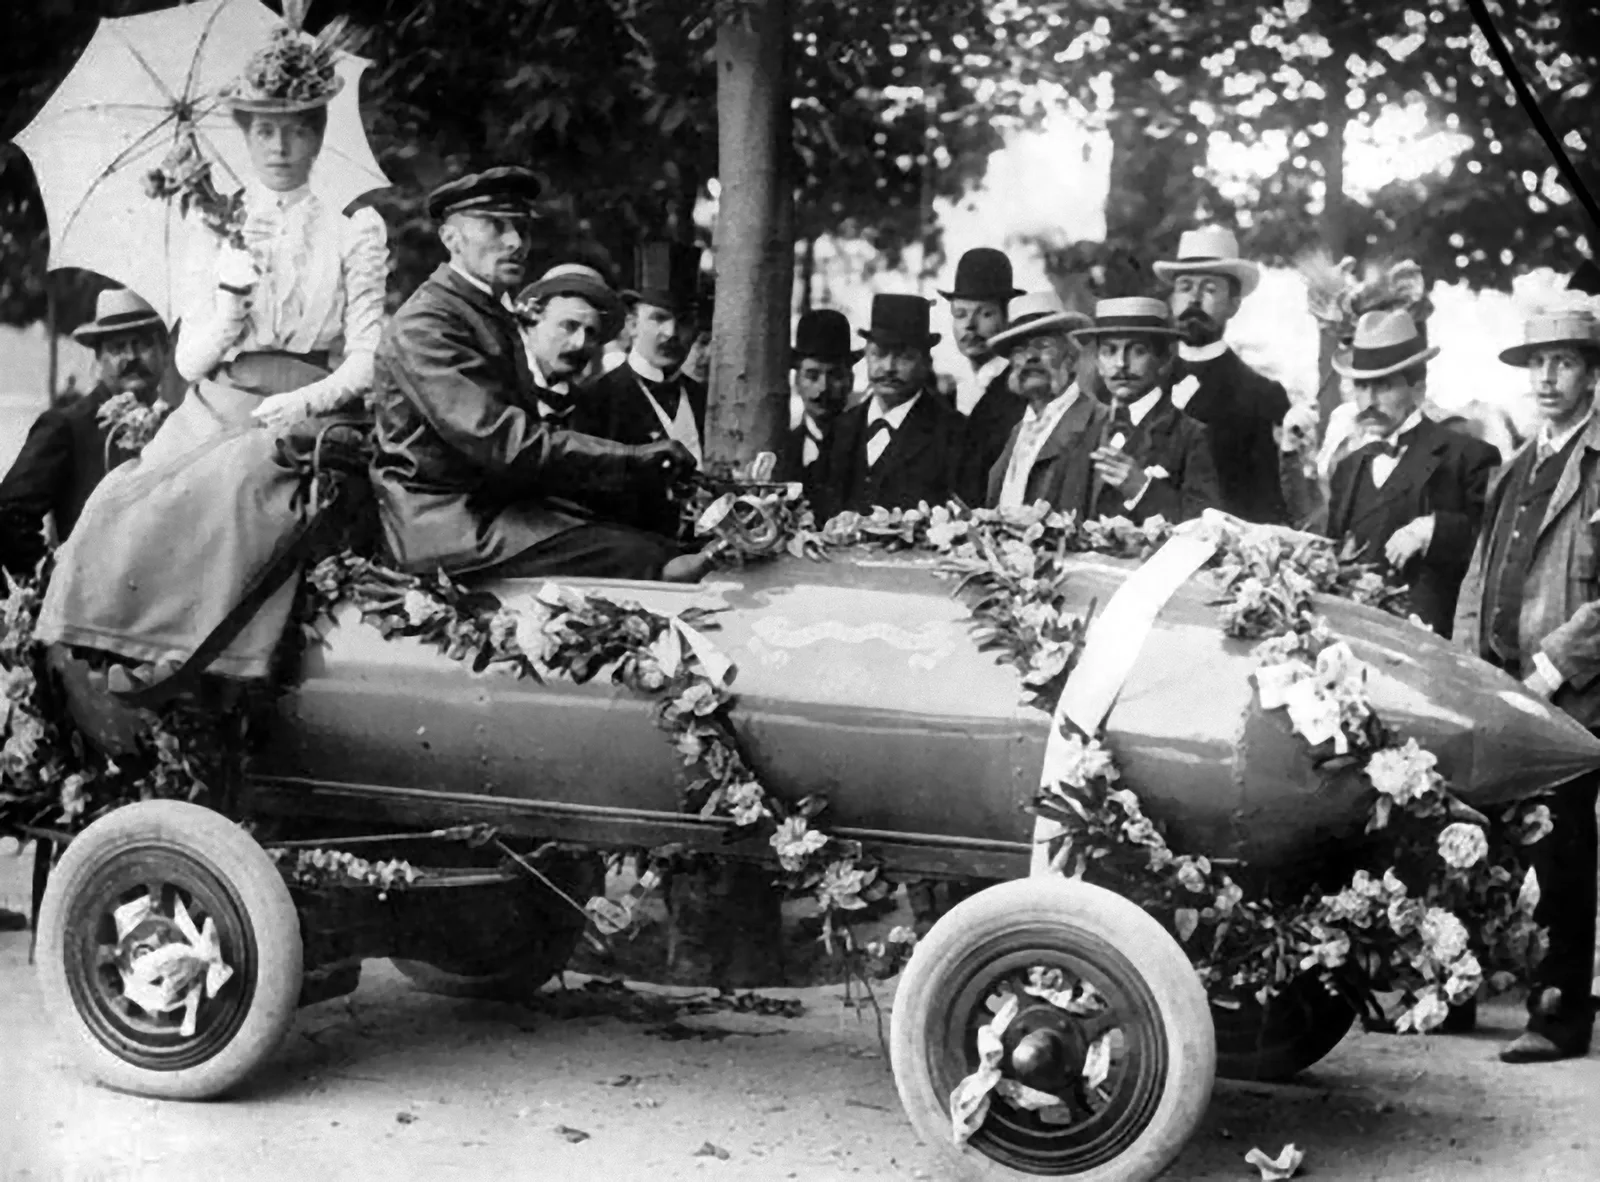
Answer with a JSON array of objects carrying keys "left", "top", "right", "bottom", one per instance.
[
  {"left": 1154, "top": 227, "right": 1291, "bottom": 524},
  {"left": 514, "top": 263, "right": 624, "bottom": 428}
]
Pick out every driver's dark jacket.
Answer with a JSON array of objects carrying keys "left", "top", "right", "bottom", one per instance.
[{"left": 370, "top": 264, "right": 646, "bottom": 575}]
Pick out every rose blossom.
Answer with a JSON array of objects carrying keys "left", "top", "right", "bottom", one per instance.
[{"left": 1436, "top": 822, "right": 1489, "bottom": 870}]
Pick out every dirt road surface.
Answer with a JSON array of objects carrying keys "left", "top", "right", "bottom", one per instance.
[{"left": 3, "top": 843, "right": 1597, "bottom": 1182}]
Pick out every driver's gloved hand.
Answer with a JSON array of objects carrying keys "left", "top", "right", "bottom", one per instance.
[{"left": 630, "top": 440, "right": 697, "bottom": 484}]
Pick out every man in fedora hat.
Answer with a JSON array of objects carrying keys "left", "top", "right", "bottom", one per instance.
[
  {"left": 372, "top": 169, "right": 706, "bottom": 584},
  {"left": 781, "top": 308, "right": 859, "bottom": 482},
  {"left": 942, "top": 247, "right": 1030, "bottom": 471},
  {"left": 1455, "top": 297, "right": 1600, "bottom": 1062},
  {"left": 513, "top": 262, "right": 624, "bottom": 428},
  {"left": 1323, "top": 310, "right": 1499, "bottom": 637},
  {"left": 1073, "top": 297, "right": 1221, "bottom": 524},
  {"left": 1155, "top": 225, "right": 1292, "bottom": 525},
  {"left": 809, "top": 294, "right": 974, "bottom": 521},
  {"left": 0, "top": 288, "right": 169, "bottom": 578},
  {"left": 981, "top": 291, "right": 1103, "bottom": 514}
]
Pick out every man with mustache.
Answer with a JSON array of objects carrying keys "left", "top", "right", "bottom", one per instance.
[
  {"left": 371, "top": 168, "right": 705, "bottom": 583},
  {"left": 1324, "top": 310, "right": 1498, "bottom": 636},
  {"left": 1155, "top": 226, "right": 1292, "bottom": 524},
  {"left": 942, "top": 247, "right": 1025, "bottom": 480},
  {"left": 574, "top": 242, "right": 707, "bottom": 536},
  {"left": 514, "top": 263, "right": 624, "bottom": 428},
  {"left": 783, "top": 308, "right": 859, "bottom": 483},
  {"left": 1076, "top": 297, "right": 1221, "bottom": 524},
  {"left": 1454, "top": 297, "right": 1600, "bottom": 1063},
  {"left": 0, "top": 288, "right": 169, "bottom": 578},
  {"left": 809, "top": 294, "right": 974, "bottom": 521}
]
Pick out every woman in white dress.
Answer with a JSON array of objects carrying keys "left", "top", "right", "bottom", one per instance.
[{"left": 36, "top": 20, "right": 387, "bottom": 688}]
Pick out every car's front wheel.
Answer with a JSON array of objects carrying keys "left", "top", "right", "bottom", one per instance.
[{"left": 891, "top": 876, "right": 1215, "bottom": 1181}]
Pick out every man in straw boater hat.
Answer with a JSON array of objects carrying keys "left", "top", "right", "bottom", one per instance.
[
  {"left": 1155, "top": 225, "right": 1293, "bottom": 525},
  {"left": 1071, "top": 296, "right": 1221, "bottom": 524},
  {"left": 980, "top": 290, "right": 1103, "bottom": 515},
  {"left": 809, "top": 294, "right": 975, "bottom": 521},
  {"left": 1454, "top": 295, "right": 1600, "bottom": 1063},
  {"left": 513, "top": 262, "right": 625, "bottom": 428},
  {"left": 371, "top": 167, "right": 709, "bottom": 584},
  {"left": 0, "top": 290, "right": 170, "bottom": 580},
  {"left": 941, "top": 247, "right": 1026, "bottom": 479},
  {"left": 780, "top": 308, "right": 859, "bottom": 483},
  {"left": 1322, "top": 310, "right": 1500, "bottom": 638}
]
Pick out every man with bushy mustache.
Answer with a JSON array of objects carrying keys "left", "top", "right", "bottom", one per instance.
[{"left": 515, "top": 263, "right": 624, "bottom": 427}]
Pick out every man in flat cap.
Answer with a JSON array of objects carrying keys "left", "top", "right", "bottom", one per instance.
[
  {"left": 0, "top": 288, "right": 169, "bottom": 577},
  {"left": 1155, "top": 226, "right": 1292, "bottom": 524},
  {"left": 1455, "top": 297, "right": 1600, "bottom": 1063},
  {"left": 371, "top": 168, "right": 706, "bottom": 582},
  {"left": 514, "top": 262, "right": 624, "bottom": 428},
  {"left": 780, "top": 308, "right": 859, "bottom": 483},
  {"left": 942, "top": 247, "right": 1024, "bottom": 478},
  {"left": 1323, "top": 310, "right": 1498, "bottom": 637},
  {"left": 809, "top": 294, "right": 974, "bottom": 521}
]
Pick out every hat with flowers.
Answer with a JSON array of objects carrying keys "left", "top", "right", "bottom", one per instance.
[{"left": 223, "top": 1, "right": 353, "bottom": 113}]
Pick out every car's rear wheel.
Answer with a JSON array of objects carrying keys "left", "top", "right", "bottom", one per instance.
[
  {"left": 391, "top": 850, "right": 603, "bottom": 1000},
  {"left": 1213, "top": 972, "right": 1355, "bottom": 1081},
  {"left": 36, "top": 800, "right": 302, "bottom": 1100},
  {"left": 891, "top": 877, "right": 1214, "bottom": 1182}
]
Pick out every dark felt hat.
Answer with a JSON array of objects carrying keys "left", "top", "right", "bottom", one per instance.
[
  {"left": 859, "top": 294, "right": 940, "bottom": 349},
  {"left": 938, "top": 247, "right": 1023, "bottom": 303},
  {"left": 428, "top": 166, "right": 544, "bottom": 221},
  {"left": 1569, "top": 259, "right": 1600, "bottom": 297},
  {"left": 624, "top": 242, "right": 703, "bottom": 316},
  {"left": 792, "top": 309, "right": 862, "bottom": 365}
]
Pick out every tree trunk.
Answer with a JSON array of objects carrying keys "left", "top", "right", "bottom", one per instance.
[
  {"left": 798, "top": 234, "right": 815, "bottom": 314},
  {"left": 704, "top": 0, "right": 793, "bottom": 471},
  {"left": 1316, "top": 108, "right": 1349, "bottom": 431}
]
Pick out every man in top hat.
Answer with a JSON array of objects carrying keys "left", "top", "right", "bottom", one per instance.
[
  {"left": 809, "top": 294, "right": 975, "bottom": 521},
  {"left": 982, "top": 291, "right": 1103, "bottom": 514},
  {"left": 1073, "top": 297, "right": 1221, "bottom": 524},
  {"left": 781, "top": 308, "right": 859, "bottom": 482},
  {"left": 942, "top": 247, "right": 1026, "bottom": 479},
  {"left": 514, "top": 262, "right": 624, "bottom": 428},
  {"left": 0, "top": 288, "right": 170, "bottom": 578},
  {"left": 1323, "top": 310, "right": 1499, "bottom": 636},
  {"left": 1454, "top": 298, "right": 1600, "bottom": 1063},
  {"left": 371, "top": 168, "right": 706, "bottom": 583},
  {"left": 1155, "top": 226, "right": 1292, "bottom": 524}
]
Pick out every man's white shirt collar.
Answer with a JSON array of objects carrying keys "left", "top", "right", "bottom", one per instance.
[
  {"left": 1126, "top": 386, "right": 1164, "bottom": 427},
  {"left": 868, "top": 390, "right": 921, "bottom": 428},
  {"left": 956, "top": 354, "right": 1010, "bottom": 415},
  {"left": 628, "top": 351, "right": 671, "bottom": 384},
  {"left": 998, "top": 384, "right": 1079, "bottom": 509},
  {"left": 1178, "top": 339, "right": 1229, "bottom": 363},
  {"left": 527, "top": 352, "right": 569, "bottom": 396},
  {"left": 449, "top": 261, "right": 497, "bottom": 298}
]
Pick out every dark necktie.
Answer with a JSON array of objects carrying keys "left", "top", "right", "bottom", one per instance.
[{"left": 866, "top": 417, "right": 893, "bottom": 466}]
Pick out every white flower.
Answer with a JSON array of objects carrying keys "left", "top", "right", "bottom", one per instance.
[
  {"left": 770, "top": 817, "right": 828, "bottom": 872},
  {"left": 725, "top": 780, "right": 769, "bottom": 827},
  {"left": 1175, "top": 856, "right": 1212, "bottom": 894},
  {"left": 1394, "top": 987, "right": 1450, "bottom": 1034},
  {"left": 1436, "top": 822, "right": 1489, "bottom": 870},
  {"left": 1419, "top": 907, "right": 1471, "bottom": 965},
  {"left": 999, "top": 539, "right": 1037, "bottom": 577},
  {"left": 1514, "top": 802, "right": 1554, "bottom": 845},
  {"left": 1299, "top": 930, "right": 1351, "bottom": 972},
  {"left": 1364, "top": 739, "right": 1438, "bottom": 805},
  {"left": 401, "top": 589, "right": 447, "bottom": 627},
  {"left": 1517, "top": 866, "right": 1541, "bottom": 914},
  {"left": 1049, "top": 732, "right": 1119, "bottom": 789},
  {"left": 1445, "top": 951, "right": 1482, "bottom": 1005}
]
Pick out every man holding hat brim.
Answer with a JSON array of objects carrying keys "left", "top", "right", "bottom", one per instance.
[
  {"left": 1073, "top": 297, "right": 1221, "bottom": 524},
  {"left": 809, "top": 294, "right": 975, "bottom": 521},
  {"left": 0, "top": 289, "right": 170, "bottom": 578},
  {"left": 1322, "top": 309, "right": 1499, "bottom": 637},
  {"left": 781, "top": 308, "right": 860, "bottom": 483},
  {"left": 514, "top": 262, "right": 624, "bottom": 427},
  {"left": 1454, "top": 296, "right": 1600, "bottom": 1064},
  {"left": 371, "top": 168, "right": 705, "bottom": 583},
  {"left": 1156, "top": 226, "right": 1293, "bottom": 525},
  {"left": 942, "top": 247, "right": 1027, "bottom": 478}
]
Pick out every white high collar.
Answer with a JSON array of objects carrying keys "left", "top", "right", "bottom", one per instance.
[{"left": 1178, "top": 339, "right": 1229, "bottom": 363}]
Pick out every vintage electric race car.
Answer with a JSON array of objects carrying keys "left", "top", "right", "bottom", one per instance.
[{"left": 30, "top": 541, "right": 1600, "bottom": 1182}]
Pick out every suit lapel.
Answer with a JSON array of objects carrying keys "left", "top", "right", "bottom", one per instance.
[
  {"left": 1539, "top": 416, "right": 1600, "bottom": 538},
  {"left": 1029, "top": 394, "right": 1100, "bottom": 503},
  {"left": 1344, "top": 424, "right": 1448, "bottom": 535},
  {"left": 873, "top": 392, "right": 938, "bottom": 484}
]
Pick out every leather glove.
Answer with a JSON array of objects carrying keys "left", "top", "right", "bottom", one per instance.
[{"left": 631, "top": 440, "right": 698, "bottom": 483}]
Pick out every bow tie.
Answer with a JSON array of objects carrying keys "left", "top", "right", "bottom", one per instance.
[
  {"left": 867, "top": 417, "right": 893, "bottom": 441},
  {"left": 1364, "top": 427, "right": 1416, "bottom": 459}
]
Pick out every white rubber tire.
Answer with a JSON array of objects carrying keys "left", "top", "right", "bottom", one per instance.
[
  {"left": 890, "top": 876, "right": 1216, "bottom": 1181},
  {"left": 36, "top": 800, "right": 303, "bottom": 1100}
]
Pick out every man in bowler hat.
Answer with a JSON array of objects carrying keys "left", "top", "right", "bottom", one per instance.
[
  {"left": 942, "top": 247, "right": 1025, "bottom": 478},
  {"left": 781, "top": 308, "right": 859, "bottom": 482},
  {"left": 514, "top": 262, "right": 625, "bottom": 427},
  {"left": 808, "top": 294, "right": 974, "bottom": 521},
  {"left": 1323, "top": 310, "right": 1499, "bottom": 637},
  {"left": 1454, "top": 299, "right": 1600, "bottom": 1063},
  {"left": 371, "top": 168, "right": 706, "bottom": 583},
  {"left": 0, "top": 288, "right": 170, "bottom": 578}
]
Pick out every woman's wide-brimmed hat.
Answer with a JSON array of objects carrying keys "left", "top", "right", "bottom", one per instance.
[
  {"left": 1153, "top": 226, "right": 1262, "bottom": 298},
  {"left": 859, "top": 294, "right": 940, "bottom": 349},
  {"left": 1498, "top": 301, "right": 1600, "bottom": 367},
  {"left": 223, "top": 19, "right": 347, "bottom": 114},
  {"left": 937, "top": 247, "right": 1023, "bottom": 303},
  {"left": 1069, "top": 296, "right": 1183, "bottom": 343},
  {"left": 985, "top": 291, "right": 1092, "bottom": 352},
  {"left": 792, "top": 309, "right": 862, "bottom": 365},
  {"left": 72, "top": 288, "right": 165, "bottom": 344},
  {"left": 1332, "top": 309, "right": 1440, "bottom": 379}
]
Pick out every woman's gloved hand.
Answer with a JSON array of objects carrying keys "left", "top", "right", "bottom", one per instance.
[{"left": 216, "top": 245, "right": 259, "bottom": 297}]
